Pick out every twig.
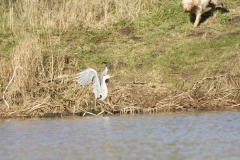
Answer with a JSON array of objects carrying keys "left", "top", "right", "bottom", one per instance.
[
  {"left": 197, "top": 85, "right": 215, "bottom": 101},
  {"left": 187, "top": 92, "right": 195, "bottom": 101},
  {"left": 101, "top": 101, "right": 115, "bottom": 110},
  {"left": 125, "top": 80, "right": 146, "bottom": 84},
  {"left": 79, "top": 107, "right": 96, "bottom": 116},
  {"left": 84, "top": 100, "right": 89, "bottom": 107},
  {"left": 218, "top": 91, "right": 235, "bottom": 101},
  {"left": 95, "top": 110, "right": 104, "bottom": 117},
  {"left": 104, "top": 110, "right": 113, "bottom": 115},
  {"left": 133, "top": 80, "right": 146, "bottom": 84},
  {"left": 73, "top": 106, "right": 75, "bottom": 116},
  {"left": 231, "top": 104, "right": 240, "bottom": 108},
  {"left": 26, "top": 96, "right": 50, "bottom": 114},
  {"left": 35, "top": 80, "right": 57, "bottom": 93},
  {"left": 8, "top": 109, "right": 25, "bottom": 116},
  {"left": 3, "top": 66, "right": 22, "bottom": 109}
]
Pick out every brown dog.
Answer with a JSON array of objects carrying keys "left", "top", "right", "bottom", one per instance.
[{"left": 182, "top": 0, "right": 226, "bottom": 27}]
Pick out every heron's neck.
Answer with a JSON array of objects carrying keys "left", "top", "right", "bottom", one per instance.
[
  {"left": 101, "top": 81, "right": 107, "bottom": 89},
  {"left": 99, "top": 81, "right": 108, "bottom": 100}
]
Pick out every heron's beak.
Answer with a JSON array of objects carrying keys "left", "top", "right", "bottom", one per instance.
[{"left": 109, "top": 75, "right": 114, "bottom": 78}]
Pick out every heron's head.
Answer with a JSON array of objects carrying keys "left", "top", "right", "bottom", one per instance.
[{"left": 103, "top": 74, "right": 113, "bottom": 83}]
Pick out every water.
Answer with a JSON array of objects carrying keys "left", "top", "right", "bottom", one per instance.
[{"left": 1, "top": 112, "right": 240, "bottom": 160}]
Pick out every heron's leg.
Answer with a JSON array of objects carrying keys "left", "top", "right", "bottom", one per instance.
[{"left": 94, "top": 99, "right": 96, "bottom": 111}]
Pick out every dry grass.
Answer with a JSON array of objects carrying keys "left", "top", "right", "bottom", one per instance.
[
  {"left": 0, "top": 0, "right": 162, "bottom": 118},
  {"left": 8, "top": 0, "right": 154, "bottom": 30},
  {"left": 0, "top": 0, "right": 240, "bottom": 118},
  {"left": 157, "top": 74, "right": 240, "bottom": 112}
]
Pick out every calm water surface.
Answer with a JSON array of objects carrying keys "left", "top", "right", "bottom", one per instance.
[{"left": 1, "top": 112, "right": 240, "bottom": 160}]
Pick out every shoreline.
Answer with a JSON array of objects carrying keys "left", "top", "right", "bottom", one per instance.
[{"left": 1, "top": 107, "right": 239, "bottom": 120}]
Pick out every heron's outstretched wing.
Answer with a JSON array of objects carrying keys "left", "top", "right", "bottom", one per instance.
[
  {"left": 76, "top": 68, "right": 97, "bottom": 85},
  {"left": 100, "top": 67, "right": 108, "bottom": 85},
  {"left": 76, "top": 68, "right": 101, "bottom": 98}
]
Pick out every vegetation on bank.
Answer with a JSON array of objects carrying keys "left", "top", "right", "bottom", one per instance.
[{"left": 0, "top": 0, "right": 240, "bottom": 118}]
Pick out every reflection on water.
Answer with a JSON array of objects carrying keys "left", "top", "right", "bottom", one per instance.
[{"left": 1, "top": 112, "right": 240, "bottom": 160}]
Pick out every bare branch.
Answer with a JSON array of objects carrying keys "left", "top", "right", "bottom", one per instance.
[{"left": 3, "top": 66, "right": 23, "bottom": 109}]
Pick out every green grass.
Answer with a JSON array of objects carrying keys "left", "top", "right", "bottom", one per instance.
[{"left": 1, "top": 0, "right": 240, "bottom": 91}]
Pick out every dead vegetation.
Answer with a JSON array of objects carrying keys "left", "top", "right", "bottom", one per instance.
[
  {"left": 0, "top": 0, "right": 240, "bottom": 119},
  {"left": 157, "top": 74, "right": 240, "bottom": 112},
  {"left": 5, "top": 0, "right": 155, "bottom": 30},
  {"left": 1, "top": 73, "right": 240, "bottom": 118}
]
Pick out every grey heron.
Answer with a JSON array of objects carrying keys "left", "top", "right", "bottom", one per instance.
[{"left": 76, "top": 67, "right": 112, "bottom": 110}]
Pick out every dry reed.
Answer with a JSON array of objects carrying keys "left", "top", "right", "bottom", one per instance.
[
  {"left": 0, "top": 0, "right": 162, "bottom": 118},
  {"left": 8, "top": 0, "right": 154, "bottom": 30},
  {"left": 157, "top": 74, "right": 240, "bottom": 112},
  {"left": 1, "top": 1, "right": 240, "bottom": 118}
]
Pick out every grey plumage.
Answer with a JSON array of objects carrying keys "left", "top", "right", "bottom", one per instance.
[{"left": 76, "top": 67, "right": 111, "bottom": 110}]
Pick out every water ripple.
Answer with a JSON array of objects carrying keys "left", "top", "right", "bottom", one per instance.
[{"left": 1, "top": 112, "right": 240, "bottom": 160}]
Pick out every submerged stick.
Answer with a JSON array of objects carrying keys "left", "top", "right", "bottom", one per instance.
[
  {"left": 104, "top": 110, "right": 113, "bottom": 115},
  {"left": 3, "top": 66, "right": 22, "bottom": 109},
  {"left": 79, "top": 107, "right": 96, "bottom": 116},
  {"left": 95, "top": 110, "right": 104, "bottom": 117}
]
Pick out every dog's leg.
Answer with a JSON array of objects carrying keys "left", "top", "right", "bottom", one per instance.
[
  {"left": 212, "top": 0, "right": 227, "bottom": 9},
  {"left": 208, "top": 3, "right": 216, "bottom": 15},
  {"left": 220, "top": 2, "right": 227, "bottom": 9},
  {"left": 194, "top": 11, "right": 202, "bottom": 27}
]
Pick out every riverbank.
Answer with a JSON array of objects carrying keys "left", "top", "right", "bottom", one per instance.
[
  {"left": 2, "top": 73, "right": 240, "bottom": 119},
  {"left": 0, "top": 0, "right": 240, "bottom": 119}
]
